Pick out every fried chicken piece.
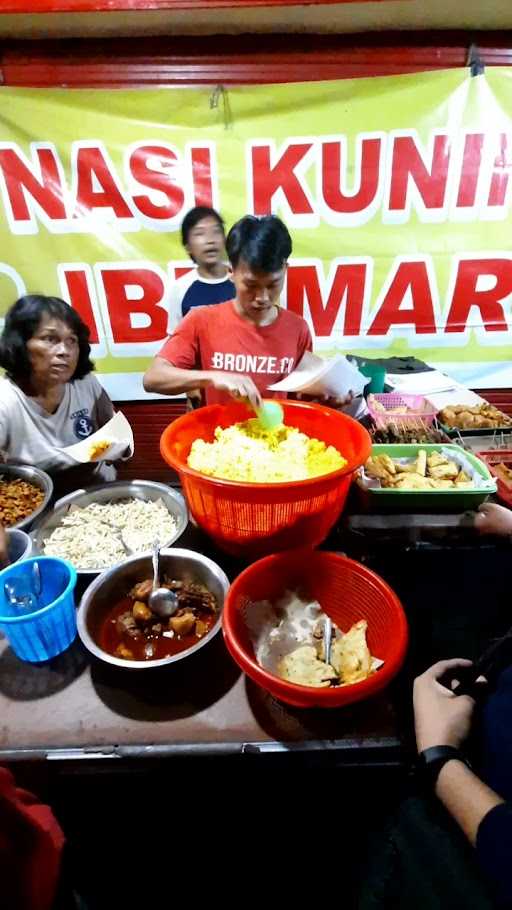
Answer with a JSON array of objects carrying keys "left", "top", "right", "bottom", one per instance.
[
  {"left": 330, "top": 620, "right": 372, "bottom": 685},
  {"left": 277, "top": 646, "right": 337, "bottom": 688}
]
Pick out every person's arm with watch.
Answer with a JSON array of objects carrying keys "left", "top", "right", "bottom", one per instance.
[{"left": 414, "top": 659, "right": 512, "bottom": 904}]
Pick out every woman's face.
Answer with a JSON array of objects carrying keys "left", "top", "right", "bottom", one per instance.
[{"left": 26, "top": 315, "right": 79, "bottom": 387}]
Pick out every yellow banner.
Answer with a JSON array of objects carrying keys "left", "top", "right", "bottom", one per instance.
[{"left": 0, "top": 68, "right": 511, "bottom": 398}]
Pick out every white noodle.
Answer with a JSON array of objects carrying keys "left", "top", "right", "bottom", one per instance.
[{"left": 42, "top": 497, "right": 177, "bottom": 570}]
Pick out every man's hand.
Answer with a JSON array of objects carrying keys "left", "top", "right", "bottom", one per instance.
[
  {"left": 0, "top": 524, "right": 7, "bottom": 568},
  {"left": 475, "top": 502, "right": 512, "bottom": 537},
  {"left": 322, "top": 392, "right": 354, "bottom": 411},
  {"left": 206, "top": 372, "right": 262, "bottom": 410},
  {"left": 414, "top": 658, "right": 477, "bottom": 752}
]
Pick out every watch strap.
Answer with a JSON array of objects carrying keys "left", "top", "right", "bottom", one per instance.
[{"left": 418, "top": 745, "right": 472, "bottom": 788}]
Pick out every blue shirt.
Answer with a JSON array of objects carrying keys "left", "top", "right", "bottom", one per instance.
[{"left": 166, "top": 267, "right": 235, "bottom": 334}]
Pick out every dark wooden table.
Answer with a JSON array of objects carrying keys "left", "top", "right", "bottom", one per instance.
[
  {"left": 0, "top": 519, "right": 402, "bottom": 765},
  {"left": 1, "top": 501, "right": 509, "bottom": 768}
]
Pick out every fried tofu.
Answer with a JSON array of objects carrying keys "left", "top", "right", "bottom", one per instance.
[
  {"left": 416, "top": 449, "right": 427, "bottom": 477},
  {"left": 366, "top": 448, "right": 474, "bottom": 492},
  {"left": 429, "top": 462, "right": 459, "bottom": 480},
  {"left": 392, "top": 472, "right": 432, "bottom": 489},
  {"left": 378, "top": 454, "right": 397, "bottom": 475},
  {"left": 365, "top": 455, "right": 395, "bottom": 481},
  {"left": 427, "top": 452, "right": 447, "bottom": 468}
]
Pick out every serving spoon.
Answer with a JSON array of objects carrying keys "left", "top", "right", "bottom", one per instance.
[
  {"left": 148, "top": 542, "right": 178, "bottom": 619},
  {"left": 257, "top": 400, "right": 284, "bottom": 430},
  {"left": 323, "top": 616, "right": 333, "bottom": 665},
  {"left": 241, "top": 395, "right": 284, "bottom": 430}
]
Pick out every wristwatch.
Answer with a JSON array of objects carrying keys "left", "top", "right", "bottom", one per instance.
[{"left": 417, "top": 745, "right": 472, "bottom": 788}]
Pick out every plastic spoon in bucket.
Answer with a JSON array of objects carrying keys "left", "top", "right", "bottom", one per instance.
[
  {"left": 32, "top": 561, "right": 42, "bottom": 606},
  {"left": 148, "top": 542, "right": 179, "bottom": 619},
  {"left": 4, "top": 580, "right": 36, "bottom": 613}
]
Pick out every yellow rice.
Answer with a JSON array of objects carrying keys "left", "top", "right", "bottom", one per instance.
[{"left": 187, "top": 418, "right": 346, "bottom": 483}]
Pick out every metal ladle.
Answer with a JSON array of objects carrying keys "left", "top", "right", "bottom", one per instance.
[{"left": 148, "top": 542, "right": 179, "bottom": 619}]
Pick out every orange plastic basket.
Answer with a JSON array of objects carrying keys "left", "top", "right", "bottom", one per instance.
[
  {"left": 223, "top": 549, "right": 408, "bottom": 708},
  {"left": 160, "top": 400, "right": 371, "bottom": 557}
]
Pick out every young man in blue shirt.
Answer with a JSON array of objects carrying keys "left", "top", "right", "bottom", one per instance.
[{"left": 166, "top": 206, "right": 235, "bottom": 335}]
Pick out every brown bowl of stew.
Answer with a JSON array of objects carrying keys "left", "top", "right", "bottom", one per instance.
[{"left": 77, "top": 548, "right": 229, "bottom": 669}]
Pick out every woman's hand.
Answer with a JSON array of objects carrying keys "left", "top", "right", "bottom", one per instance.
[
  {"left": 0, "top": 524, "right": 7, "bottom": 568},
  {"left": 475, "top": 502, "right": 512, "bottom": 537},
  {"left": 414, "top": 658, "right": 477, "bottom": 752},
  {"left": 206, "top": 372, "right": 262, "bottom": 410}
]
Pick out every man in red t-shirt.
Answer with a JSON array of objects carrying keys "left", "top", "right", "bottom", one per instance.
[{"left": 144, "top": 215, "right": 314, "bottom": 408}]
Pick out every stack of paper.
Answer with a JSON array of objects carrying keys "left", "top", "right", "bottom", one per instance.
[
  {"left": 59, "top": 411, "right": 134, "bottom": 463},
  {"left": 268, "top": 351, "right": 367, "bottom": 398},
  {"left": 385, "top": 370, "right": 485, "bottom": 410},
  {"left": 385, "top": 371, "right": 456, "bottom": 395}
]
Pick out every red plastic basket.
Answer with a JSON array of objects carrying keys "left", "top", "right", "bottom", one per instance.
[
  {"left": 478, "top": 450, "right": 512, "bottom": 507},
  {"left": 160, "top": 400, "right": 371, "bottom": 557},
  {"left": 223, "top": 549, "right": 408, "bottom": 709},
  {"left": 368, "top": 393, "right": 437, "bottom": 429}
]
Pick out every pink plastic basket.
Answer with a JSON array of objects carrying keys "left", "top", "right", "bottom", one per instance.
[{"left": 367, "top": 393, "right": 437, "bottom": 429}]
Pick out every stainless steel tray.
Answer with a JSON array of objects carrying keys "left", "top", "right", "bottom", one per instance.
[{"left": 31, "top": 479, "right": 188, "bottom": 576}]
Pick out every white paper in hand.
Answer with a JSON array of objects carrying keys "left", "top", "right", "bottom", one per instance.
[
  {"left": 268, "top": 351, "right": 366, "bottom": 398},
  {"left": 57, "top": 411, "right": 134, "bottom": 463}
]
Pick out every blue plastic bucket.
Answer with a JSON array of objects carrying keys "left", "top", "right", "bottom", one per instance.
[{"left": 0, "top": 556, "right": 77, "bottom": 662}]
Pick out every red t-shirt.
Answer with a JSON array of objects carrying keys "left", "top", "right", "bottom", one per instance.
[{"left": 159, "top": 300, "right": 312, "bottom": 405}]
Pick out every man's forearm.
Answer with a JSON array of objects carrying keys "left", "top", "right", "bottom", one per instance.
[
  {"left": 435, "top": 759, "right": 504, "bottom": 846},
  {"left": 144, "top": 361, "right": 211, "bottom": 396}
]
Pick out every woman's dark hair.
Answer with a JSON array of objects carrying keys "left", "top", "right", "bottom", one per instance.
[
  {"left": 0, "top": 295, "right": 94, "bottom": 383},
  {"left": 226, "top": 215, "right": 292, "bottom": 272},
  {"left": 181, "top": 206, "right": 225, "bottom": 248}
]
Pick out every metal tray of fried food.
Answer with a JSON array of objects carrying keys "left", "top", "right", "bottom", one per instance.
[{"left": 452, "top": 430, "right": 512, "bottom": 453}]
